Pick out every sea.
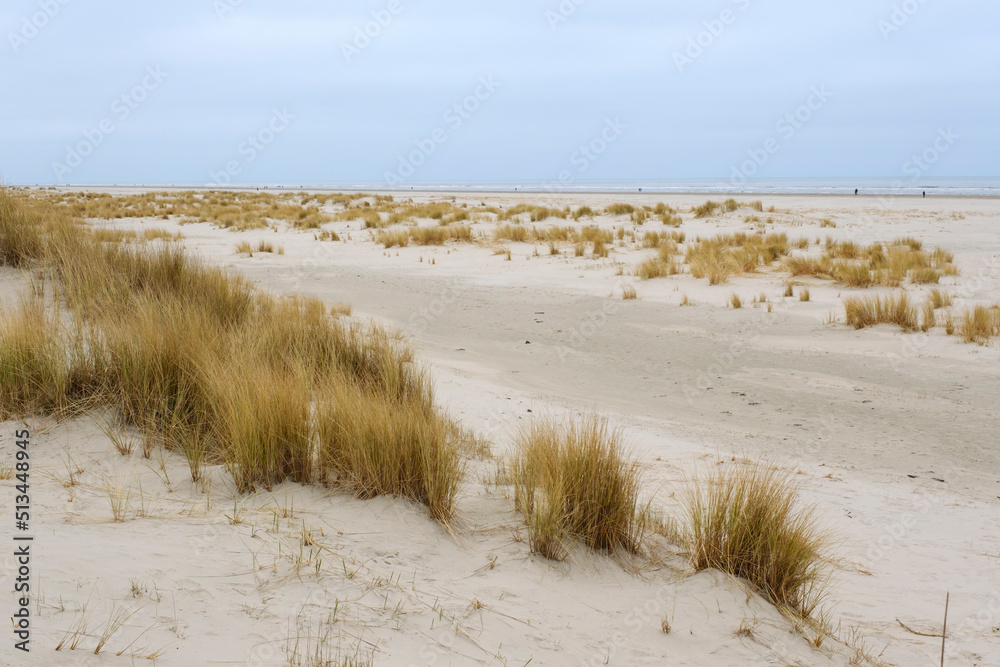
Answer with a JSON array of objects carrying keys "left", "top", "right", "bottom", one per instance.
[
  {"left": 64, "top": 178, "right": 1000, "bottom": 197},
  {"left": 257, "top": 178, "right": 1000, "bottom": 197}
]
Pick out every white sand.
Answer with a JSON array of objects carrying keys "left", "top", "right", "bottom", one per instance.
[{"left": 3, "top": 190, "right": 999, "bottom": 665}]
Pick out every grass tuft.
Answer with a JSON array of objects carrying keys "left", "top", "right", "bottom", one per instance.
[
  {"left": 958, "top": 305, "right": 1000, "bottom": 345},
  {"left": 843, "top": 293, "right": 918, "bottom": 331},
  {"left": 0, "top": 188, "right": 462, "bottom": 522},
  {"left": 687, "top": 462, "right": 828, "bottom": 617},
  {"left": 511, "top": 416, "right": 642, "bottom": 560}
]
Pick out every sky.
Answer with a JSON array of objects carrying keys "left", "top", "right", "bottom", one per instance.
[{"left": 1, "top": 0, "right": 998, "bottom": 186}]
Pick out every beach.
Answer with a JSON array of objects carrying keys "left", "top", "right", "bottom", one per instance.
[{"left": 4, "top": 189, "right": 999, "bottom": 665}]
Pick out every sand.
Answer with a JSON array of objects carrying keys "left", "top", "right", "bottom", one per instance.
[{"left": 3, "top": 190, "right": 999, "bottom": 665}]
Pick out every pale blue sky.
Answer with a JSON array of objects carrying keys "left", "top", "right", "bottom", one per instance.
[{"left": 1, "top": 0, "right": 997, "bottom": 185}]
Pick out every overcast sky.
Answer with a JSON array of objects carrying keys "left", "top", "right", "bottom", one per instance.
[{"left": 2, "top": 0, "right": 997, "bottom": 186}]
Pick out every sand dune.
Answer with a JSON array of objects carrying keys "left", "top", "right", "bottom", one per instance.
[{"left": 4, "top": 189, "right": 999, "bottom": 665}]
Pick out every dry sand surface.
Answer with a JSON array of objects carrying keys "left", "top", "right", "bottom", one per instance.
[{"left": 3, "top": 189, "right": 1000, "bottom": 666}]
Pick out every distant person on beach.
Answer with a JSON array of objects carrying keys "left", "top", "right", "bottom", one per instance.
[
  {"left": 923, "top": 191, "right": 926, "bottom": 198},
  {"left": 855, "top": 188, "right": 858, "bottom": 195}
]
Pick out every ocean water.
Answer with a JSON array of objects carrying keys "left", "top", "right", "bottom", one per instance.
[
  {"left": 324, "top": 178, "right": 1000, "bottom": 197},
  {"left": 79, "top": 178, "right": 1000, "bottom": 197}
]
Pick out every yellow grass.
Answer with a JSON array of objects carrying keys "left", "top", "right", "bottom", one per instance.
[
  {"left": 958, "top": 305, "right": 1000, "bottom": 345},
  {"left": 604, "top": 203, "right": 635, "bottom": 217},
  {"left": 0, "top": 188, "right": 462, "bottom": 520},
  {"left": 686, "top": 233, "right": 790, "bottom": 285},
  {"left": 843, "top": 293, "right": 918, "bottom": 331},
  {"left": 830, "top": 262, "right": 874, "bottom": 288},
  {"left": 0, "top": 295, "right": 75, "bottom": 419},
  {"left": 692, "top": 201, "right": 721, "bottom": 218},
  {"left": 687, "top": 462, "right": 828, "bottom": 617},
  {"left": 511, "top": 416, "right": 642, "bottom": 560},
  {"left": 929, "top": 289, "right": 952, "bottom": 309},
  {"left": 375, "top": 230, "right": 410, "bottom": 248},
  {"left": 784, "top": 240, "right": 957, "bottom": 288},
  {"left": 636, "top": 257, "right": 668, "bottom": 280},
  {"left": 493, "top": 224, "right": 530, "bottom": 243},
  {"left": 920, "top": 302, "right": 936, "bottom": 333}
]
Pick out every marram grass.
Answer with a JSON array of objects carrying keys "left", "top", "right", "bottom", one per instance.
[
  {"left": 0, "top": 188, "right": 462, "bottom": 521},
  {"left": 510, "top": 416, "right": 642, "bottom": 560},
  {"left": 686, "top": 462, "right": 828, "bottom": 617}
]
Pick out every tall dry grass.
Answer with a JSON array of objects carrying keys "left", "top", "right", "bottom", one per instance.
[
  {"left": 510, "top": 416, "right": 642, "bottom": 560},
  {"left": 316, "top": 377, "right": 460, "bottom": 521},
  {"left": 843, "top": 293, "right": 918, "bottom": 331},
  {"left": 784, "top": 239, "right": 958, "bottom": 289},
  {"left": 685, "top": 233, "right": 789, "bottom": 285},
  {"left": 687, "top": 462, "right": 828, "bottom": 617},
  {"left": 959, "top": 305, "right": 1000, "bottom": 345},
  {"left": 0, "top": 188, "right": 462, "bottom": 520},
  {"left": 0, "top": 295, "right": 75, "bottom": 419}
]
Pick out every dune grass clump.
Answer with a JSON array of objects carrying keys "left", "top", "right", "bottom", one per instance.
[
  {"left": 493, "top": 224, "right": 530, "bottom": 243},
  {"left": 783, "top": 238, "right": 958, "bottom": 289},
  {"left": 497, "top": 204, "right": 566, "bottom": 222},
  {"left": 685, "top": 233, "right": 789, "bottom": 285},
  {"left": 0, "top": 189, "right": 52, "bottom": 266},
  {"left": 687, "top": 462, "right": 828, "bottom": 617},
  {"left": 511, "top": 416, "right": 642, "bottom": 560},
  {"left": 604, "top": 203, "right": 635, "bottom": 217},
  {"left": 316, "top": 376, "right": 460, "bottom": 521},
  {"left": 830, "top": 262, "right": 873, "bottom": 288},
  {"left": 692, "top": 200, "right": 722, "bottom": 218},
  {"left": 920, "top": 302, "right": 936, "bottom": 333},
  {"left": 410, "top": 225, "right": 472, "bottom": 246},
  {"left": 529, "top": 207, "right": 565, "bottom": 222},
  {"left": 592, "top": 238, "right": 609, "bottom": 258},
  {"left": 0, "top": 296, "right": 74, "bottom": 419},
  {"left": 824, "top": 239, "right": 862, "bottom": 260},
  {"left": 142, "top": 228, "right": 182, "bottom": 242},
  {"left": 785, "top": 256, "right": 832, "bottom": 278},
  {"left": 843, "top": 293, "right": 918, "bottom": 331},
  {"left": 45, "top": 189, "right": 343, "bottom": 232},
  {"left": 636, "top": 257, "right": 669, "bottom": 280},
  {"left": 375, "top": 229, "right": 410, "bottom": 248},
  {"left": 929, "top": 289, "right": 952, "bottom": 309},
  {"left": 642, "top": 231, "right": 665, "bottom": 249},
  {"left": 0, "top": 188, "right": 462, "bottom": 521},
  {"left": 958, "top": 305, "right": 1000, "bottom": 345},
  {"left": 910, "top": 267, "right": 941, "bottom": 284}
]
